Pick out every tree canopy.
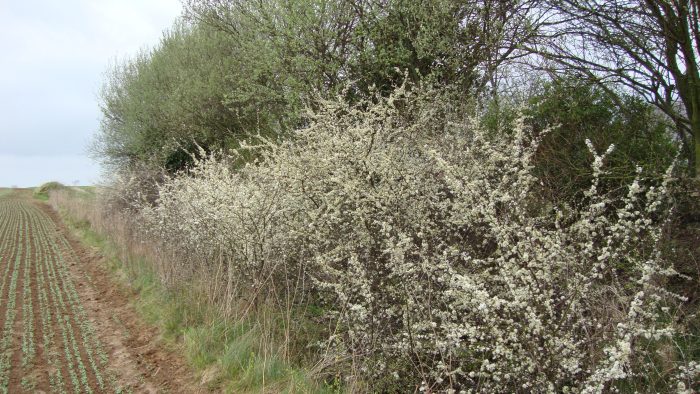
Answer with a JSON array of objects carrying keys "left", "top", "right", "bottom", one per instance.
[{"left": 95, "top": 0, "right": 688, "bottom": 181}]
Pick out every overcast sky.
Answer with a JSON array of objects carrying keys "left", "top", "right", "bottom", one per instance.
[{"left": 0, "top": 0, "right": 182, "bottom": 187}]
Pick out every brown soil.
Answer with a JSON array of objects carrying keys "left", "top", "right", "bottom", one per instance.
[{"left": 0, "top": 190, "right": 206, "bottom": 393}]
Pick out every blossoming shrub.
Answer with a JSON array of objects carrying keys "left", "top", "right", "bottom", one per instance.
[{"left": 140, "top": 87, "right": 691, "bottom": 392}]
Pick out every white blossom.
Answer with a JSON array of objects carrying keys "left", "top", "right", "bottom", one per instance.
[{"left": 135, "top": 87, "right": 683, "bottom": 392}]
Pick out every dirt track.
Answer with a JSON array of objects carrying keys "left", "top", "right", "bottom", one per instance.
[{"left": 0, "top": 190, "right": 202, "bottom": 393}]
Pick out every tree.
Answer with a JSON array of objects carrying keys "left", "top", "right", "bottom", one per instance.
[
  {"left": 94, "top": 20, "right": 302, "bottom": 173},
  {"left": 185, "top": 0, "right": 541, "bottom": 97},
  {"left": 529, "top": 0, "right": 700, "bottom": 176},
  {"left": 346, "top": 0, "right": 540, "bottom": 95}
]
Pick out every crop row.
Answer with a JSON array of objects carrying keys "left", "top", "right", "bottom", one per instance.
[
  {"left": 0, "top": 199, "right": 112, "bottom": 393},
  {"left": 0, "top": 200, "right": 28, "bottom": 391}
]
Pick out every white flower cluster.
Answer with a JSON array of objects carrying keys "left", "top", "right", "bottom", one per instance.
[{"left": 139, "top": 86, "right": 685, "bottom": 392}]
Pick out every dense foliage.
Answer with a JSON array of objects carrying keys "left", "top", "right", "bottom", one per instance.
[
  {"left": 95, "top": 21, "right": 301, "bottom": 172},
  {"left": 491, "top": 78, "right": 678, "bottom": 202}
]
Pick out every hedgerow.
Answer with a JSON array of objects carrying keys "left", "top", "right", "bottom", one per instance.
[{"left": 137, "top": 86, "right": 693, "bottom": 392}]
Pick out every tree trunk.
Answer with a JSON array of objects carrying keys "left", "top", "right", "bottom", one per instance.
[
  {"left": 693, "top": 113, "right": 700, "bottom": 178},
  {"left": 685, "top": 74, "right": 700, "bottom": 178}
]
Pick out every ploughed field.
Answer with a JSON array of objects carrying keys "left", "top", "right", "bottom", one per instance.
[
  {"left": 0, "top": 190, "right": 198, "bottom": 393},
  {"left": 0, "top": 193, "right": 111, "bottom": 392}
]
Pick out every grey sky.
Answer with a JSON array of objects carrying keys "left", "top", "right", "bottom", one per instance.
[{"left": 0, "top": 0, "right": 182, "bottom": 187}]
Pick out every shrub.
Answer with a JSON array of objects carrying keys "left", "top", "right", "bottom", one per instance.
[
  {"left": 139, "top": 86, "right": 691, "bottom": 392},
  {"left": 525, "top": 78, "right": 678, "bottom": 203},
  {"left": 34, "top": 181, "right": 66, "bottom": 200},
  {"left": 482, "top": 78, "right": 678, "bottom": 204}
]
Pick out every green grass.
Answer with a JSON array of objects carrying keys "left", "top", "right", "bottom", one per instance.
[{"left": 58, "top": 209, "right": 339, "bottom": 393}]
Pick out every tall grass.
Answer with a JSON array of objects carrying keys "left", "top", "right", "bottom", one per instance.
[{"left": 48, "top": 188, "right": 336, "bottom": 393}]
